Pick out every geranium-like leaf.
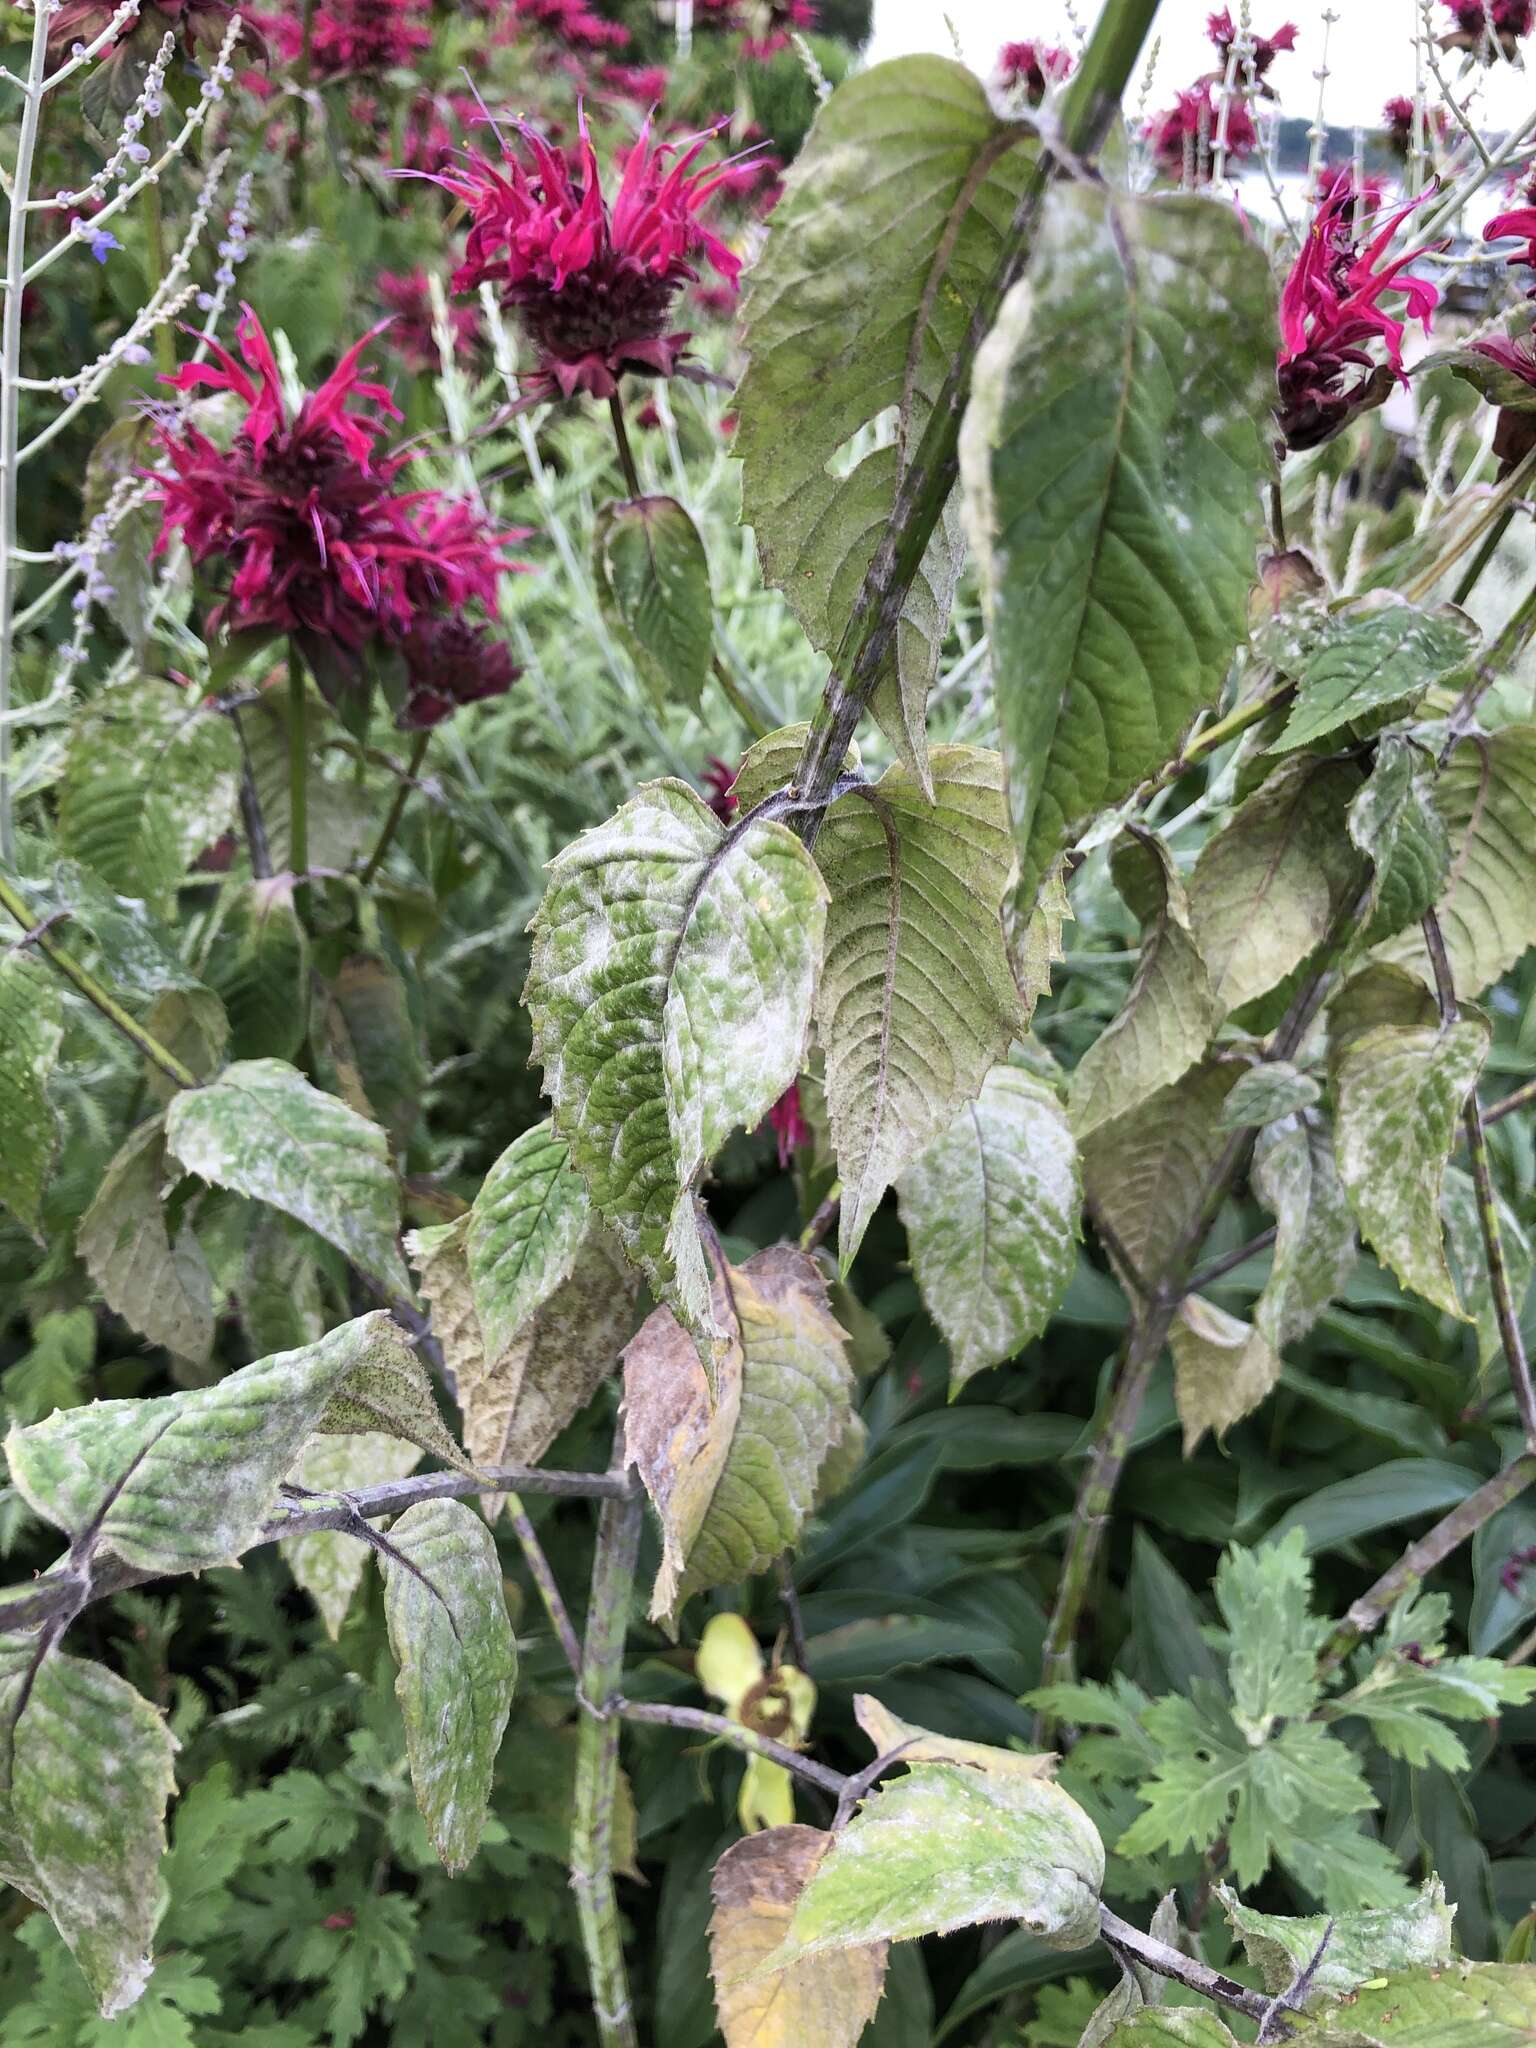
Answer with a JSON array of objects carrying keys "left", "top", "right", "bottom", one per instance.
[
  {"left": 164, "top": 1057, "right": 412, "bottom": 1303},
  {"left": 1269, "top": 598, "right": 1477, "bottom": 753},
  {"left": 1081, "top": 1058, "right": 1245, "bottom": 1286},
  {"left": 466, "top": 1120, "right": 591, "bottom": 1359},
  {"left": 1170, "top": 1295, "right": 1282, "bottom": 1453},
  {"left": 77, "top": 1115, "right": 214, "bottom": 1364},
  {"left": 378, "top": 1497, "right": 517, "bottom": 1875},
  {"left": 768, "top": 1761, "right": 1103, "bottom": 1963},
  {"left": 1218, "top": 1878, "right": 1454, "bottom": 2006},
  {"left": 1252, "top": 1110, "right": 1357, "bottom": 1351},
  {"left": 897, "top": 1061, "right": 1080, "bottom": 1388},
  {"left": 624, "top": 1245, "right": 855, "bottom": 1629},
  {"left": 1069, "top": 832, "right": 1223, "bottom": 1137},
  {"left": 280, "top": 1430, "right": 421, "bottom": 1638},
  {"left": 0, "top": 952, "right": 63, "bottom": 1238},
  {"left": 737, "top": 57, "right": 1037, "bottom": 789},
  {"left": 961, "top": 184, "right": 1275, "bottom": 912},
  {"left": 709, "top": 1825, "right": 887, "bottom": 2048},
  {"left": 1346, "top": 736, "right": 1450, "bottom": 951},
  {"left": 0, "top": 1636, "right": 177, "bottom": 2017},
  {"left": 6, "top": 1311, "right": 412, "bottom": 1575},
  {"left": 526, "top": 780, "right": 828, "bottom": 1333},
  {"left": 594, "top": 495, "right": 713, "bottom": 711},
  {"left": 815, "top": 746, "right": 1019, "bottom": 1267}
]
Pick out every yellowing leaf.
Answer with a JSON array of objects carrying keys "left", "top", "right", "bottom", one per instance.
[
  {"left": 1170, "top": 1295, "right": 1282, "bottom": 1454},
  {"left": 853, "top": 1694, "right": 1056, "bottom": 1778}
]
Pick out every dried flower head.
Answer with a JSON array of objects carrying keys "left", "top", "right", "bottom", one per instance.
[{"left": 397, "top": 613, "right": 521, "bottom": 729}]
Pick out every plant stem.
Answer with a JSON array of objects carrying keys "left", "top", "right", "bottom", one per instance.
[
  {"left": 571, "top": 1426, "right": 641, "bottom": 2048},
  {"left": 608, "top": 393, "right": 642, "bottom": 498},
  {"left": 1451, "top": 503, "right": 1516, "bottom": 607},
  {"left": 710, "top": 651, "right": 769, "bottom": 739},
  {"left": 505, "top": 1494, "right": 584, "bottom": 1679},
  {"left": 287, "top": 642, "right": 309, "bottom": 903},
  {"left": 0, "top": 874, "right": 199, "bottom": 1088},
  {"left": 142, "top": 119, "right": 176, "bottom": 379},
  {"left": 1188, "top": 1225, "right": 1279, "bottom": 1293},
  {"left": 1100, "top": 1908, "right": 1270, "bottom": 2024},
  {"left": 0, "top": 0, "right": 53, "bottom": 865},
  {"left": 1486, "top": 1075, "right": 1536, "bottom": 1128},
  {"left": 616, "top": 1701, "right": 848, "bottom": 1797},
  {"left": 360, "top": 731, "right": 429, "bottom": 886},
  {"left": 1138, "top": 677, "right": 1296, "bottom": 803},
  {"left": 230, "top": 706, "right": 273, "bottom": 880}
]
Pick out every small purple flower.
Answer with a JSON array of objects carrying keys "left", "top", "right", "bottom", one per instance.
[{"left": 72, "top": 216, "right": 122, "bottom": 262}]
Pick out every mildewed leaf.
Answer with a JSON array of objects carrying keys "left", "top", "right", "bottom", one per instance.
[
  {"left": 0, "top": 1635, "right": 177, "bottom": 2017},
  {"left": 0, "top": 951, "right": 63, "bottom": 1238},
  {"left": 1269, "top": 599, "right": 1477, "bottom": 753},
  {"left": 466, "top": 1120, "right": 591, "bottom": 1358},
  {"left": 525, "top": 780, "right": 828, "bottom": 1333},
  {"left": 1443, "top": 1165, "right": 1534, "bottom": 1383},
  {"left": 897, "top": 1062, "right": 1080, "bottom": 1389},
  {"left": 164, "top": 1057, "right": 411, "bottom": 1303},
  {"left": 624, "top": 1245, "right": 855, "bottom": 1629},
  {"left": 1097, "top": 2014, "right": 1240, "bottom": 2047},
  {"left": 1169, "top": 1296, "right": 1281, "bottom": 1453},
  {"left": 6, "top": 1312, "right": 414, "bottom": 1575},
  {"left": 1347, "top": 736, "right": 1450, "bottom": 950},
  {"left": 1218, "top": 1879, "right": 1454, "bottom": 2005},
  {"left": 768, "top": 1762, "right": 1103, "bottom": 1963},
  {"left": 594, "top": 495, "right": 713, "bottom": 712},
  {"left": 1081, "top": 1058, "right": 1244, "bottom": 1285},
  {"left": 1251, "top": 1109, "right": 1357, "bottom": 1350},
  {"left": 960, "top": 184, "right": 1275, "bottom": 911},
  {"left": 378, "top": 1497, "right": 517, "bottom": 1874},
  {"left": 731, "top": 722, "right": 860, "bottom": 816},
  {"left": 737, "top": 57, "right": 1037, "bottom": 789},
  {"left": 709, "top": 1825, "right": 888, "bottom": 2048},
  {"left": 1218, "top": 1062, "right": 1322, "bottom": 1130},
  {"left": 313, "top": 1315, "right": 471, "bottom": 1474},
  {"left": 77, "top": 1115, "right": 215, "bottom": 1364},
  {"left": 815, "top": 746, "right": 1019, "bottom": 1267},
  {"left": 204, "top": 877, "right": 310, "bottom": 1063},
  {"left": 1331, "top": 1011, "right": 1489, "bottom": 1318},
  {"left": 1068, "top": 832, "right": 1222, "bottom": 1138},
  {"left": 852, "top": 1693, "right": 1057, "bottom": 1778},
  {"left": 280, "top": 1429, "right": 421, "bottom": 1638},
  {"left": 1286, "top": 1962, "right": 1536, "bottom": 2044}
]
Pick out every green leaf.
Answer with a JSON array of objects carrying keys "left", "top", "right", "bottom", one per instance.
[
  {"left": 1269, "top": 599, "right": 1477, "bottom": 753},
  {"left": 164, "top": 1058, "right": 411, "bottom": 1304},
  {"left": 378, "top": 1496, "right": 517, "bottom": 1875},
  {"left": 1219, "top": 1878, "right": 1453, "bottom": 2004},
  {"left": 1268, "top": 1459, "right": 1479, "bottom": 1554},
  {"left": 769, "top": 1762, "right": 1103, "bottom": 1962},
  {"left": 960, "top": 184, "right": 1275, "bottom": 910},
  {"left": 203, "top": 878, "right": 310, "bottom": 1063},
  {"left": 732, "top": 722, "right": 861, "bottom": 816},
  {"left": 1217, "top": 1531, "right": 1326, "bottom": 1738},
  {"left": 280, "top": 1430, "right": 420, "bottom": 1638},
  {"left": 57, "top": 676, "right": 240, "bottom": 912},
  {"left": 898, "top": 1062, "right": 1080, "bottom": 1390},
  {"left": 0, "top": 951, "right": 63, "bottom": 1237},
  {"left": 317, "top": 953, "right": 425, "bottom": 1159},
  {"left": 1218, "top": 1063, "right": 1321, "bottom": 1130},
  {"left": 525, "top": 780, "right": 828, "bottom": 1332},
  {"left": 1186, "top": 758, "right": 1365, "bottom": 1017},
  {"left": 1067, "top": 833, "right": 1222, "bottom": 1140},
  {"left": 466, "top": 1120, "right": 591, "bottom": 1358},
  {"left": 814, "top": 747, "right": 1019, "bottom": 1266},
  {"left": 1081, "top": 1058, "right": 1244, "bottom": 1285},
  {"left": 1332, "top": 1011, "right": 1489, "bottom": 1318},
  {"left": 1443, "top": 1165, "right": 1534, "bottom": 1383},
  {"left": 6, "top": 1311, "right": 412, "bottom": 1575},
  {"left": 1323, "top": 1645, "right": 1536, "bottom": 1772},
  {"left": 5, "top": 1308, "right": 95, "bottom": 1425},
  {"left": 624, "top": 1245, "right": 856, "bottom": 1628},
  {"left": 1251, "top": 1110, "right": 1357, "bottom": 1350},
  {"left": 1097, "top": 2015, "right": 1239, "bottom": 2047},
  {"left": 0, "top": 1636, "right": 177, "bottom": 2016},
  {"left": 737, "top": 57, "right": 1036, "bottom": 789},
  {"left": 594, "top": 495, "right": 713, "bottom": 711},
  {"left": 1346, "top": 735, "right": 1451, "bottom": 949},
  {"left": 1289, "top": 1962, "right": 1536, "bottom": 2044},
  {"left": 312, "top": 1314, "right": 470, "bottom": 1474},
  {"left": 1170, "top": 1296, "right": 1281, "bottom": 1454},
  {"left": 241, "top": 689, "right": 373, "bottom": 873},
  {"left": 77, "top": 1116, "right": 215, "bottom": 1364}
]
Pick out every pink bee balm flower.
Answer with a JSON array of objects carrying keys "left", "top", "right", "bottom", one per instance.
[
  {"left": 696, "top": 0, "right": 817, "bottom": 59},
  {"left": 1207, "top": 9, "right": 1297, "bottom": 81},
  {"left": 1444, "top": 0, "right": 1533, "bottom": 38},
  {"left": 260, "top": 0, "right": 430, "bottom": 74},
  {"left": 700, "top": 755, "right": 739, "bottom": 824},
  {"left": 397, "top": 614, "right": 521, "bottom": 730},
  {"left": 1485, "top": 190, "right": 1536, "bottom": 299},
  {"left": 1146, "top": 81, "right": 1257, "bottom": 182},
  {"left": 514, "top": 0, "right": 629, "bottom": 49},
  {"left": 433, "top": 116, "right": 752, "bottom": 401},
  {"left": 377, "top": 269, "right": 481, "bottom": 376},
  {"left": 1276, "top": 175, "right": 1444, "bottom": 451},
  {"left": 992, "top": 40, "right": 1074, "bottom": 104},
  {"left": 766, "top": 1081, "right": 810, "bottom": 1167}
]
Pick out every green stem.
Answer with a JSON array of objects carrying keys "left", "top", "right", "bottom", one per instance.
[
  {"left": 287, "top": 643, "right": 309, "bottom": 903},
  {"left": 709, "top": 652, "right": 769, "bottom": 740},
  {"left": 607, "top": 393, "right": 642, "bottom": 498},
  {"left": 1486, "top": 1075, "right": 1536, "bottom": 1129},
  {"left": 1138, "top": 676, "right": 1296, "bottom": 803},
  {"left": 0, "top": 875, "right": 198, "bottom": 1089},
  {"left": 360, "top": 732, "right": 429, "bottom": 887},
  {"left": 1451, "top": 504, "right": 1516, "bottom": 608},
  {"left": 572, "top": 1431, "right": 641, "bottom": 2048}
]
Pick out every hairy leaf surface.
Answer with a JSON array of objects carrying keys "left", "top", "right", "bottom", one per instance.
[
  {"left": 0, "top": 953, "right": 63, "bottom": 1238},
  {"left": 1270, "top": 600, "right": 1477, "bottom": 753}
]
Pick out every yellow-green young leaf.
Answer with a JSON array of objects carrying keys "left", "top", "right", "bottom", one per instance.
[
  {"left": 1332, "top": 1014, "right": 1490, "bottom": 1318},
  {"left": 467, "top": 1120, "right": 591, "bottom": 1358},
  {"left": 0, "top": 1636, "right": 177, "bottom": 2017},
  {"left": 5, "top": 1311, "right": 406, "bottom": 1575},
  {"left": 378, "top": 1497, "right": 516, "bottom": 1875},
  {"left": 736, "top": 57, "right": 1036, "bottom": 790},
  {"left": 897, "top": 1062, "right": 1080, "bottom": 1389},
  {"left": 164, "top": 1057, "right": 412, "bottom": 1304},
  {"left": 624, "top": 1246, "right": 854, "bottom": 1630},
  {"left": 852, "top": 1694, "right": 1057, "bottom": 1779},
  {"left": 280, "top": 1430, "right": 421, "bottom": 1637},
  {"left": 1379, "top": 723, "right": 1536, "bottom": 998},
  {"left": 1287, "top": 1961, "right": 1536, "bottom": 2044},
  {"left": 815, "top": 747, "right": 1019, "bottom": 1268},
  {"left": 709, "top": 1825, "right": 887, "bottom": 2048},
  {"left": 1269, "top": 598, "right": 1478, "bottom": 753},
  {"left": 0, "top": 951, "right": 63, "bottom": 1238},
  {"left": 1170, "top": 1295, "right": 1282, "bottom": 1454},
  {"left": 594, "top": 495, "right": 712, "bottom": 711},
  {"left": 1081, "top": 1059, "right": 1245, "bottom": 1285},
  {"left": 77, "top": 1115, "right": 214, "bottom": 1364},
  {"left": 1069, "top": 833, "right": 1222, "bottom": 1139},
  {"left": 1252, "top": 1110, "right": 1357, "bottom": 1351},
  {"left": 1219, "top": 1878, "right": 1454, "bottom": 2006},
  {"left": 1187, "top": 757, "right": 1366, "bottom": 1017},
  {"left": 203, "top": 877, "right": 309, "bottom": 1063},
  {"left": 57, "top": 675, "right": 240, "bottom": 911},
  {"left": 525, "top": 781, "right": 828, "bottom": 1333},
  {"left": 960, "top": 185, "right": 1275, "bottom": 912},
  {"left": 770, "top": 1762, "right": 1103, "bottom": 1963},
  {"left": 1346, "top": 737, "right": 1450, "bottom": 951}
]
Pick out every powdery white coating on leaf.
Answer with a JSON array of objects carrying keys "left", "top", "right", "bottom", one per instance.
[
  {"left": 466, "top": 1120, "right": 591, "bottom": 1359},
  {"left": 852, "top": 1694, "right": 1057, "bottom": 1779},
  {"left": 1170, "top": 1293, "right": 1282, "bottom": 1454},
  {"left": 314, "top": 1312, "right": 472, "bottom": 1475},
  {"left": 1219, "top": 1063, "right": 1322, "bottom": 1130},
  {"left": 961, "top": 184, "right": 1276, "bottom": 914},
  {"left": 1332, "top": 1016, "right": 1490, "bottom": 1320},
  {"left": 1277, "top": 1960, "right": 1536, "bottom": 2044},
  {"left": 5, "top": 1311, "right": 406, "bottom": 1575},
  {"left": 1269, "top": 600, "right": 1478, "bottom": 754},
  {"left": 1219, "top": 1877, "right": 1454, "bottom": 2003},
  {"left": 0, "top": 1635, "right": 177, "bottom": 2017},
  {"left": 164, "top": 1057, "right": 412, "bottom": 1303},
  {"left": 594, "top": 494, "right": 713, "bottom": 713},
  {"left": 280, "top": 1430, "right": 421, "bottom": 1638},
  {"left": 815, "top": 746, "right": 1020, "bottom": 1269},
  {"left": 1346, "top": 736, "right": 1451, "bottom": 954},
  {"left": 0, "top": 951, "right": 63, "bottom": 1240},
  {"left": 525, "top": 780, "right": 827, "bottom": 1336},
  {"left": 897, "top": 1062, "right": 1080, "bottom": 1388},
  {"left": 78, "top": 1116, "right": 215, "bottom": 1365},
  {"left": 378, "top": 1497, "right": 517, "bottom": 1876},
  {"left": 770, "top": 1761, "right": 1104, "bottom": 1963},
  {"left": 1081, "top": 1058, "right": 1245, "bottom": 1284},
  {"left": 736, "top": 58, "right": 1037, "bottom": 791},
  {"left": 1252, "top": 1110, "right": 1358, "bottom": 1352},
  {"left": 709, "top": 1824, "right": 887, "bottom": 2048},
  {"left": 1094, "top": 2014, "right": 1241, "bottom": 2047},
  {"left": 1005, "top": 854, "right": 1073, "bottom": 1022}
]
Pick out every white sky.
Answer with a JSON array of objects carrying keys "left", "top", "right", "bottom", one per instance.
[{"left": 869, "top": 0, "right": 1536, "bottom": 130}]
